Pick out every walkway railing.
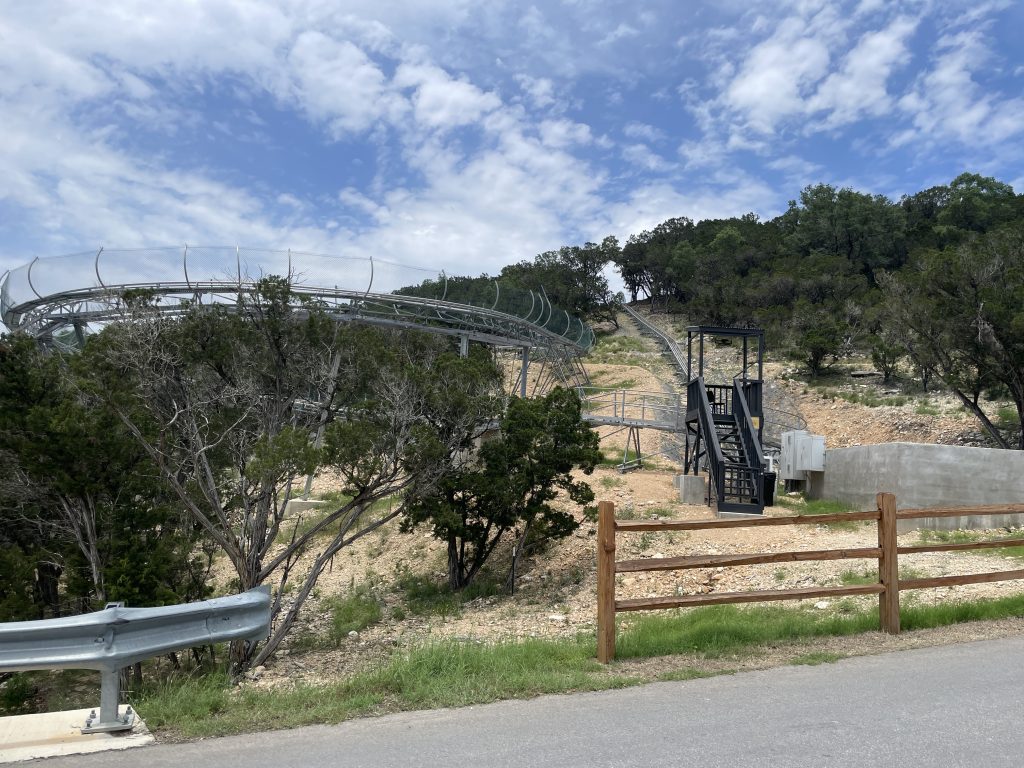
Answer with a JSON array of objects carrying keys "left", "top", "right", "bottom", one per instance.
[{"left": 577, "top": 387, "right": 684, "bottom": 431}]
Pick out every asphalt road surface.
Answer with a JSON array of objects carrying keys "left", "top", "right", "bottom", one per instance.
[{"left": 34, "top": 635, "right": 1024, "bottom": 767}]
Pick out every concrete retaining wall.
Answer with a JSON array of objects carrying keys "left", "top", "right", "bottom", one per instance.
[{"left": 806, "top": 442, "right": 1024, "bottom": 532}]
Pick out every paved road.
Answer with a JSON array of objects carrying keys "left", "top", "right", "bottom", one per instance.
[{"left": 37, "top": 636, "right": 1024, "bottom": 767}]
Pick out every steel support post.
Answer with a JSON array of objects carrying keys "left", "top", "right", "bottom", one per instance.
[
  {"left": 459, "top": 335, "right": 469, "bottom": 358},
  {"left": 519, "top": 346, "right": 530, "bottom": 398},
  {"left": 82, "top": 667, "right": 134, "bottom": 733}
]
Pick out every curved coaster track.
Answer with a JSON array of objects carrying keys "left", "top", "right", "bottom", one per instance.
[{"left": 1, "top": 246, "right": 598, "bottom": 395}]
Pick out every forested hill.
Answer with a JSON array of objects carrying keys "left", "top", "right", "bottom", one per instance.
[{"left": 485, "top": 172, "right": 1024, "bottom": 449}]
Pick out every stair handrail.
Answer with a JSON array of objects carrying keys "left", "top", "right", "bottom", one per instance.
[
  {"left": 690, "top": 376, "right": 726, "bottom": 503},
  {"left": 733, "top": 377, "right": 765, "bottom": 507}
]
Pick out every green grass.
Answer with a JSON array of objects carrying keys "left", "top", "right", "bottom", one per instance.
[
  {"left": 600, "top": 475, "right": 625, "bottom": 489},
  {"left": 130, "top": 591, "right": 1024, "bottom": 739},
  {"left": 588, "top": 335, "right": 647, "bottom": 364},
  {"left": 585, "top": 378, "right": 639, "bottom": 391},
  {"left": 839, "top": 568, "right": 878, "bottom": 586},
  {"left": 613, "top": 604, "right": 880, "bottom": 659},
  {"left": 774, "top": 496, "right": 862, "bottom": 531},
  {"left": 326, "top": 586, "right": 382, "bottom": 641},
  {"left": 1, "top": 669, "right": 101, "bottom": 717},
  {"left": 396, "top": 574, "right": 505, "bottom": 617},
  {"left": 0, "top": 673, "right": 37, "bottom": 715},
  {"left": 814, "top": 387, "right": 909, "bottom": 408},
  {"left": 915, "top": 402, "right": 941, "bottom": 416},
  {"left": 133, "top": 639, "right": 638, "bottom": 739},
  {"left": 995, "top": 405, "right": 1020, "bottom": 430},
  {"left": 600, "top": 448, "right": 627, "bottom": 467}
]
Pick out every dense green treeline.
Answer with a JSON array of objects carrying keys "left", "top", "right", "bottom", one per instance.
[{"left": 495, "top": 172, "right": 1024, "bottom": 448}]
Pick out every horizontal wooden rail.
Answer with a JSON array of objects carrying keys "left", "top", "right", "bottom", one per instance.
[
  {"left": 596, "top": 493, "right": 1024, "bottom": 663},
  {"left": 900, "top": 568, "right": 1024, "bottom": 590},
  {"left": 616, "top": 584, "right": 884, "bottom": 612},
  {"left": 616, "top": 547, "right": 881, "bottom": 573},
  {"left": 614, "top": 510, "right": 879, "bottom": 532},
  {"left": 898, "top": 538, "right": 1024, "bottom": 556},
  {"left": 897, "top": 504, "right": 1024, "bottom": 520}
]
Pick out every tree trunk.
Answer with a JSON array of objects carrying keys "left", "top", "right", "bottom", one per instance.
[
  {"left": 447, "top": 539, "right": 463, "bottom": 591},
  {"left": 951, "top": 389, "right": 1011, "bottom": 449}
]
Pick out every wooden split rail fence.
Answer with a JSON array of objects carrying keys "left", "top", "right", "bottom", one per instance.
[{"left": 596, "top": 494, "right": 1024, "bottom": 662}]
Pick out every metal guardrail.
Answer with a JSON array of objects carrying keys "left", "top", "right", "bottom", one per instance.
[
  {"left": 0, "top": 587, "right": 270, "bottom": 733},
  {"left": 621, "top": 305, "right": 689, "bottom": 379}
]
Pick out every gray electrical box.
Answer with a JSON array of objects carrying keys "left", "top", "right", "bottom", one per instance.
[{"left": 780, "top": 430, "right": 826, "bottom": 480}]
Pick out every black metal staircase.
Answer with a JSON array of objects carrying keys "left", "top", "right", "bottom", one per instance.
[{"left": 683, "top": 326, "right": 768, "bottom": 515}]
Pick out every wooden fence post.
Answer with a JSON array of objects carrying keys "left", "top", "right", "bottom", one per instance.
[
  {"left": 597, "top": 500, "right": 616, "bottom": 663},
  {"left": 876, "top": 492, "right": 901, "bottom": 634}
]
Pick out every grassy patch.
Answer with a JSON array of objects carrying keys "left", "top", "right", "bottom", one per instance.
[
  {"left": 774, "top": 496, "right": 862, "bottom": 531},
  {"left": 814, "top": 387, "right": 910, "bottom": 409},
  {"left": 995, "top": 405, "right": 1020, "bottom": 430},
  {"left": 325, "top": 585, "right": 382, "bottom": 642},
  {"left": 588, "top": 335, "right": 647, "bottom": 364},
  {"left": 0, "top": 669, "right": 103, "bottom": 716},
  {"left": 900, "top": 592, "right": 1024, "bottom": 629},
  {"left": 396, "top": 574, "right": 504, "bottom": 618},
  {"left": 133, "top": 638, "right": 636, "bottom": 740},
  {"left": 600, "top": 475, "right": 625, "bottom": 489},
  {"left": 585, "top": 378, "right": 640, "bottom": 391},
  {"left": 131, "top": 591, "right": 1024, "bottom": 739},
  {"left": 839, "top": 568, "right": 878, "bottom": 586},
  {"left": 613, "top": 604, "right": 879, "bottom": 659}
]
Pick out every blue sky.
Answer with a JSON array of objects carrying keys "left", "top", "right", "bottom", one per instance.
[{"left": 2, "top": 0, "right": 1023, "bottom": 281}]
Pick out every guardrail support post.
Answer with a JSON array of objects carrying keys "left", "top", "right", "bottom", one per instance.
[
  {"left": 877, "top": 492, "right": 901, "bottom": 634},
  {"left": 597, "top": 501, "right": 616, "bottom": 663},
  {"left": 82, "top": 667, "right": 134, "bottom": 733}
]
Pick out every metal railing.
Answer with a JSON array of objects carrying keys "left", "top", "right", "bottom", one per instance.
[
  {"left": 0, "top": 587, "right": 270, "bottom": 733},
  {"left": 688, "top": 377, "right": 727, "bottom": 504},
  {"left": 577, "top": 387, "right": 684, "bottom": 431},
  {"left": 621, "top": 305, "right": 689, "bottom": 378},
  {"left": 733, "top": 378, "right": 765, "bottom": 506}
]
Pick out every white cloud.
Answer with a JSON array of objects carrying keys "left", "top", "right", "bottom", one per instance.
[
  {"left": 394, "top": 62, "right": 501, "bottom": 131},
  {"left": 622, "top": 144, "right": 675, "bottom": 173},
  {"left": 514, "top": 74, "right": 556, "bottom": 108},
  {"left": 606, "top": 173, "right": 779, "bottom": 238},
  {"left": 539, "top": 119, "right": 593, "bottom": 148},
  {"left": 807, "top": 16, "right": 918, "bottom": 129},
  {"left": 598, "top": 23, "right": 639, "bottom": 47},
  {"left": 723, "top": 17, "right": 833, "bottom": 133},
  {"left": 285, "top": 33, "right": 407, "bottom": 136},
  {"left": 623, "top": 122, "right": 665, "bottom": 142},
  {"left": 897, "top": 28, "right": 1024, "bottom": 147}
]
